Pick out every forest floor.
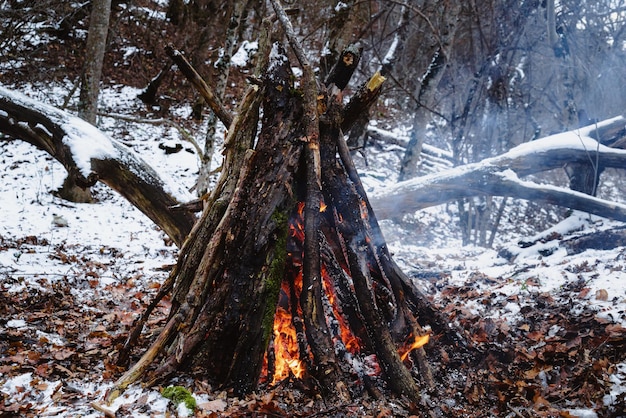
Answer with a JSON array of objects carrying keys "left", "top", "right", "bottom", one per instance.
[
  {"left": 1, "top": 89, "right": 625, "bottom": 416},
  {"left": 1, "top": 0, "right": 625, "bottom": 416}
]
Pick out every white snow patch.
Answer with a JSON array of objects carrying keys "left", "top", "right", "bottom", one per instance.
[
  {"left": 604, "top": 362, "right": 626, "bottom": 407},
  {"left": 567, "top": 409, "right": 598, "bottom": 418},
  {"left": 61, "top": 116, "right": 119, "bottom": 177},
  {"left": 335, "top": 1, "right": 349, "bottom": 12},
  {"left": 6, "top": 319, "right": 27, "bottom": 328},
  {"left": 232, "top": 40, "right": 258, "bottom": 67}
]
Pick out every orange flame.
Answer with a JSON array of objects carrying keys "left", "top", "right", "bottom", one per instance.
[
  {"left": 271, "top": 305, "right": 305, "bottom": 384},
  {"left": 321, "top": 265, "right": 361, "bottom": 354},
  {"left": 399, "top": 334, "right": 430, "bottom": 361},
  {"left": 359, "top": 199, "right": 368, "bottom": 220}
]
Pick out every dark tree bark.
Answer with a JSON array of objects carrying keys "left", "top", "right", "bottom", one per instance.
[
  {"left": 137, "top": 63, "right": 172, "bottom": 105},
  {"left": 196, "top": 0, "right": 251, "bottom": 197}
]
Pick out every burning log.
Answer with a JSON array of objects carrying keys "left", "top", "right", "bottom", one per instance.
[{"left": 107, "top": 5, "right": 458, "bottom": 407}]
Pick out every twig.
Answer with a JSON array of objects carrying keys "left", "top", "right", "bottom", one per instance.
[
  {"left": 506, "top": 402, "right": 527, "bottom": 417},
  {"left": 90, "top": 401, "right": 116, "bottom": 418}
]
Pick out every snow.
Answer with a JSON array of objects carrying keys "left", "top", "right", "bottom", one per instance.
[
  {"left": 0, "top": 86, "right": 119, "bottom": 179},
  {"left": 505, "top": 116, "right": 626, "bottom": 158},
  {"left": 268, "top": 42, "right": 289, "bottom": 79},
  {"left": 6, "top": 319, "right": 27, "bottom": 328},
  {"left": 334, "top": 2, "right": 349, "bottom": 13},
  {"left": 231, "top": 40, "right": 258, "bottom": 67},
  {"left": 382, "top": 35, "right": 399, "bottom": 65},
  {"left": 604, "top": 362, "right": 626, "bottom": 406},
  {"left": 62, "top": 117, "right": 119, "bottom": 177}
]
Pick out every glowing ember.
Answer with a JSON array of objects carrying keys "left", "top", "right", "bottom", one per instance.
[
  {"left": 321, "top": 265, "right": 361, "bottom": 354},
  {"left": 399, "top": 334, "right": 430, "bottom": 361},
  {"left": 359, "top": 199, "right": 368, "bottom": 220}
]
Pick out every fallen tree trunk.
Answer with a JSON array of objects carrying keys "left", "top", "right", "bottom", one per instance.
[
  {"left": 371, "top": 117, "right": 626, "bottom": 221},
  {"left": 0, "top": 86, "right": 196, "bottom": 246}
]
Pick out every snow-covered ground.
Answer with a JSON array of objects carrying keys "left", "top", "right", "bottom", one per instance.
[{"left": 1, "top": 84, "right": 625, "bottom": 416}]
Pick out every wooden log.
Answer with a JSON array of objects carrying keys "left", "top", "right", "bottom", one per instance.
[
  {"left": 324, "top": 43, "right": 362, "bottom": 90},
  {"left": 371, "top": 119, "right": 626, "bottom": 221},
  {"left": 270, "top": 0, "right": 350, "bottom": 400},
  {"left": 321, "top": 128, "right": 422, "bottom": 404}
]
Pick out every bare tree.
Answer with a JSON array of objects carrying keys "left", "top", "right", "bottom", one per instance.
[{"left": 196, "top": 0, "right": 251, "bottom": 196}]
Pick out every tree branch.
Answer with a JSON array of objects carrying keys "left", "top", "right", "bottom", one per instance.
[
  {"left": 165, "top": 45, "right": 234, "bottom": 128},
  {"left": 371, "top": 118, "right": 626, "bottom": 221}
]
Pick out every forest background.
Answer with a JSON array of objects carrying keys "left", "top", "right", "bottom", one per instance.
[{"left": 1, "top": 0, "right": 626, "bottom": 416}]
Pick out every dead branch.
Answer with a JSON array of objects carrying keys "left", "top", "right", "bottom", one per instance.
[
  {"left": 165, "top": 45, "right": 234, "bottom": 128},
  {"left": 371, "top": 118, "right": 626, "bottom": 221}
]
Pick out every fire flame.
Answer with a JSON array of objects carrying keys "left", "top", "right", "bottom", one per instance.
[
  {"left": 322, "top": 265, "right": 361, "bottom": 353},
  {"left": 263, "top": 200, "right": 429, "bottom": 386},
  {"left": 399, "top": 334, "right": 430, "bottom": 361},
  {"left": 270, "top": 305, "right": 305, "bottom": 384}
]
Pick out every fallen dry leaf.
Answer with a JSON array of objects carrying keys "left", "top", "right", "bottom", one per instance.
[
  {"left": 595, "top": 289, "right": 609, "bottom": 301},
  {"left": 199, "top": 399, "right": 228, "bottom": 413}
]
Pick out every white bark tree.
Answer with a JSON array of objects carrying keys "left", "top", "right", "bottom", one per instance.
[{"left": 78, "top": 0, "right": 112, "bottom": 124}]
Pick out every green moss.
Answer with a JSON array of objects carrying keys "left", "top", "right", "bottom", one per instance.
[
  {"left": 161, "top": 385, "right": 196, "bottom": 412},
  {"left": 261, "top": 208, "right": 289, "bottom": 344}
]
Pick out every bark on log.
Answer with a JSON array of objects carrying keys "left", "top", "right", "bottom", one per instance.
[
  {"left": 321, "top": 154, "right": 422, "bottom": 400},
  {"left": 0, "top": 86, "right": 196, "bottom": 247},
  {"left": 371, "top": 118, "right": 626, "bottom": 221},
  {"left": 563, "top": 227, "right": 626, "bottom": 255}
]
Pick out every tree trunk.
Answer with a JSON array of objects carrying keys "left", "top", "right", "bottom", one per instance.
[
  {"left": 196, "top": 0, "right": 249, "bottom": 196},
  {"left": 78, "top": 0, "right": 111, "bottom": 124},
  {"left": 66, "top": 0, "right": 111, "bottom": 203}
]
